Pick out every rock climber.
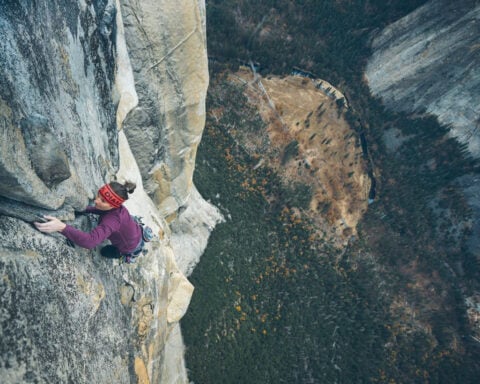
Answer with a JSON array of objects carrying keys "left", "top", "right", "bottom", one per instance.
[{"left": 34, "top": 181, "right": 144, "bottom": 262}]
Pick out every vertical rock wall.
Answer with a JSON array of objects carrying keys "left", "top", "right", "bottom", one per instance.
[
  {"left": 0, "top": 0, "right": 217, "bottom": 383},
  {"left": 0, "top": 0, "right": 117, "bottom": 216},
  {"left": 119, "top": 0, "right": 209, "bottom": 217},
  {"left": 365, "top": 0, "right": 480, "bottom": 327},
  {"left": 365, "top": 0, "right": 480, "bottom": 156},
  {"left": 365, "top": 0, "right": 480, "bottom": 255}
]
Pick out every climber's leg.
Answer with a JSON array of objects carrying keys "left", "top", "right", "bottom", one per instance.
[{"left": 100, "top": 245, "right": 121, "bottom": 259}]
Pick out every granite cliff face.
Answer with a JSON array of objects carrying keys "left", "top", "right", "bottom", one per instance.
[
  {"left": 366, "top": 0, "right": 480, "bottom": 156},
  {"left": 366, "top": 0, "right": 480, "bottom": 256},
  {"left": 366, "top": 0, "right": 480, "bottom": 339},
  {"left": 119, "top": 0, "right": 209, "bottom": 217},
  {"left": 0, "top": 1, "right": 220, "bottom": 383}
]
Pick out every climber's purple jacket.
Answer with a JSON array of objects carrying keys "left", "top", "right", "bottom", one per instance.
[{"left": 61, "top": 205, "right": 142, "bottom": 254}]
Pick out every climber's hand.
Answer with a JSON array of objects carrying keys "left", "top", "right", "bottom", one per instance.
[{"left": 34, "top": 215, "right": 67, "bottom": 233}]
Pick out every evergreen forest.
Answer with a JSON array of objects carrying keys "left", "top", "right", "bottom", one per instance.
[{"left": 181, "top": 1, "right": 480, "bottom": 383}]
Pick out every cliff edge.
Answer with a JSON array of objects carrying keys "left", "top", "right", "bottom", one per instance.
[
  {"left": 365, "top": 0, "right": 480, "bottom": 342},
  {"left": 366, "top": 0, "right": 480, "bottom": 156},
  {"left": 0, "top": 1, "right": 220, "bottom": 383}
]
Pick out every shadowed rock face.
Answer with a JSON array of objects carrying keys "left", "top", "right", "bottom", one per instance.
[
  {"left": 0, "top": 0, "right": 117, "bottom": 216},
  {"left": 366, "top": 0, "right": 480, "bottom": 156}
]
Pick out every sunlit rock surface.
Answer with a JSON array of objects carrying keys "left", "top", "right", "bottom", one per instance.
[
  {"left": 366, "top": 0, "right": 480, "bottom": 156},
  {"left": 169, "top": 186, "right": 224, "bottom": 277},
  {"left": 119, "top": 0, "right": 209, "bottom": 216},
  {"left": 0, "top": 1, "right": 214, "bottom": 383},
  {"left": 366, "top": 0, "right": 480, "bottom": 251},
  {"left": 229, "top": 69, "right": 370, "bottom": 244},
  {"left": 366, "top": 0, "right": 480, "bottom": 336}
]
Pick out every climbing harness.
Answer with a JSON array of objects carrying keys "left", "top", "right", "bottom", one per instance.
[
  {"left": 131, "top": 215, "right": 155, "bottom": 242},
  {"left": 121, "top": 215, "right": 155, "bottom": 264}
]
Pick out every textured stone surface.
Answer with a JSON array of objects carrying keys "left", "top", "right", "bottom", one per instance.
[
  {"left": 119, "top": 0, "right": 209, "bottom": 216},
  {"left": 0, "top": 212, "right": 192, "bottom": 383},
  {"left": 169, "top": 186, "right": 224, "bottom": 277},
  {"left": 0, "top": 0, "right": 118, "bottom": 216},
  {"left": 366, "top": 0, "right": 480, "bottom": 258},
  {"left": 0, "top": 1, "right": 216, "bottom": 383},
  {"left": 20, "top": 114, "right": 71, "bottom": 187},
  {"left": 366, "top": 0, "right": 480, "bottom": 155},
  {"left": 0, "top": 216, "right": 134, "bottom": 383}
]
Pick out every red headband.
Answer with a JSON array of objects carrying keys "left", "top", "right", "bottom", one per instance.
[{"left": 98, "top": 184, "right": 125, "bottom": 208}]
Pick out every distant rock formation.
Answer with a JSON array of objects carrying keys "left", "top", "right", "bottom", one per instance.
[
  {"left": 229, "top": 69, "right": 370, "bottom": 244},
  {"left": 366, "top": 0, "right": 480, "bottom": 156},
  {"left": 366, "top": 0, "right": 480, "bottom": 338},
  {"left": 0, "top": 1, "right": 221, "bottom": 383}
]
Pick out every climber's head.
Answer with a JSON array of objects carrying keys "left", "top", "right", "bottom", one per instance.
[{"left": 95, "top": 181, "right": 137, "bottom": 210}]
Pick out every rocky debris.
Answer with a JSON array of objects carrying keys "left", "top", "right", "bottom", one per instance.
[{"left": 229, "top": 69, "right": 370, "bottom": 244}]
